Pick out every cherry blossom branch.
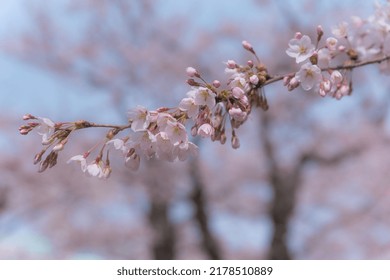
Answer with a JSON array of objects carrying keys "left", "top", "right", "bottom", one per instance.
[
  {"left": 19, "top": 1, "right": 390, "bottom": 178},
  {"left": 263, "top": 55, "right": 390, "bottom": 87}
]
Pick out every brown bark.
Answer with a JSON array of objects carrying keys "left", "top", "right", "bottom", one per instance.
[
  {"left": 148, "top": 199, "right": 176, "bottom": 259},
  {"left": 189, "top": 157, "right": 222, "bottom": 259}
]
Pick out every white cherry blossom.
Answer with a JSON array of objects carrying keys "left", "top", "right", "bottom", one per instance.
[
  {"left": 106, "top": 138, "right": 128, "bottom": 153},
  {"left": 175, "top": 141, "right": 198, "bottom": 161},
  {"left": 286, "top": 35, "right": 315, "bottom": 63},
  {"left": 131, "top": 129, "right": 156, "bottom": 158},
  {"left": 37, "top": 117, "right": 55, "bottom": 145},
  {"left": 125, "top": 153, "right": 140, "bottom": 171},
  {"left": 197, "top": 123, "right": 214, "bottom": 138},
  {"left": 128, "top": 105, "right": 150, "bottom": 131},
  {"left": 295, "top": 63, "right": 322, "bottom": 90},
  {"left": 86, "top": 161, "right": 103, "bottom": 177},
  {"left": 165, "top": 120, "right": 188, "bottom": 144},
  {"left": 67, "top": 154, "right": 87, "bottom": 172},
  {"left": 332, "top": 21, "right": 349, "bottom": 38},
  {"left": 193, "top": 87, "right": 216, "bottom": 109},
  {"left": 155, "top": 132, "right": 176, "bottom": 161},
  {"left": 179, "top": 97, "right": 198, "bottom": 119}
]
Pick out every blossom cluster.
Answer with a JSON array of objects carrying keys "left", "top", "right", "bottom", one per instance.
[
  {"left": 19, "top": 41, "right": 271, "bottom": 177},
  {"left": 19, "top": 2, "right": 390, "bottom": 178},
  {"left": 182, "top": 42, "right": 269, "bottom": 150},
  {"left": 285, "top": 1, "right": 390, "bottom": 99}
]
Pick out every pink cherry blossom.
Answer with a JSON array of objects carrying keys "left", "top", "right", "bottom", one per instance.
[
  {"left": 228, "top": 107, "right": 247, "bottom": 122},
  {"left": 186, "top": 66, "right": 198, "bottom": 77},
  {"left": 249, "top": 75, "right": 259, "bottom": 85},
  {"left": 232, "top": 87, "right": 245, "bottom": 99}
]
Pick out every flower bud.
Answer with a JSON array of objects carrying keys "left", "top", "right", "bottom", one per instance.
[
  {"left": 338, "top": 45, "right": 346, "bottom": 52},
  {"left": 186, "top": 79, "right": 199, "bottom": 86},
  {"left": 316, "top": 25, "right": 324, "bottom": 41},
  {"left": 242, "top": 40, "right": 254, "bottom": 52},
  {"left": 53, "top": 143, "right": 64, "bottom": 152},
  {"left": 249, "top": 75, "right": 259, "bottom": 85},
  {"left": 226, "top": 60, "right": 236, "bottom": 69},
  {"left": 212, "top": 80, "right": 221, "bottom": 88},
  {"left": 23, "top": 113, "right": 35, "bottom": 120},
  {"left": 294, "top": 32, "right": 303, "bottom": 39},
  {"left": 231, "top": 135, "right": 240, "bottom": 149},
  {"left": 232, "top": 87, "right": 245, "bottom": 99},
  {"left": 186, "top": 67, "right": 199, "bottom": 78},
  {"left": 19, "top": 128, "right": 30, "bottom": 135},
  {"left": 220, "top": 133, "right": 227, "bottom": 145},
  {"left": 287, "top": 77, "right": 300, "bottom": 91},
  {"left": 191, "top": 125, "right": 198, "bottom": 137}
]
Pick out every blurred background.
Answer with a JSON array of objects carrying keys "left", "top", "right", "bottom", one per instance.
[{"left": 1, "top": 0, "right": 390, "bottom": 259}]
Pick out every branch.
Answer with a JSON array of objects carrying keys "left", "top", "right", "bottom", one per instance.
[
  {"left": 18, "top": 1, "right": 390, "bottom": 177},
  {"left": 263, "top": 55, "right": 390, "bottom": 87}
]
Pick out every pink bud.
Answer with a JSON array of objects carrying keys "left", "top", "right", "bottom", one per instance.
[
  {"left": 186, "top": 67, "right": 199, "bottom": 78},
  {"left": 287, "top": 77, "right": 300, "bottom": 91},
  {"left": 317, "top": 25, "right": 323, "bottom": 36},
  {"left": 247, "top": 60, "right": 254, "bottom": 68},
  {"left": 23, "top": 113, "right": 35, "bottom": 120},
  {"left": 339, "top": 85, "right": 350, "bottom": 95},
  {"left": 186, "top": 79, "right": 199, "bottom": 86},
  {"left": 197, "top": 123, "right": 214, "bottom": 138},
  {"left": 212, "top": 80, "right": 221, "bottom": 88},
  {"left": 19, "top": 128, "right": 29, "bottom": 135},
  {"left": 249, "top": 75, "right": 259, "bottom": 85},
  {"left": 191, "top": 126, "right": 198, "bottom": 137},
  {"left": 294, "top": 32, "right": 303, "bottom": 39},
  {"left": 53, "top": 143, "right": 64, "bottom": 152},
  {"left": 331, "top": 70, "right": 343, "bottom": 84},
  {"left": 338, "top": 45, "right": 346, "bottom": 52},
  {"left": 319, "top": 88, "right": 327, "bottom": 97},
  {"left": 232, "top": 87, "right": 245, "bottom": 99},
  {"left": 226, "top": 60, "right": 236, "bottom": 69},
  {"left": 322, "top": 79, "right": 331, "bottom": 92},
  {"left": 231, "top": 135, "right": 240, "bottom": 149},
  {"left": 242, "top": 40, "right": 253, "bottom": 52}
]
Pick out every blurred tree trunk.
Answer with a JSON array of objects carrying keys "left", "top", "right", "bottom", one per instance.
[
  {"left": 146, "top": 160, "right": 176, "bottom": 260},
  {"left": 260, "top": 112, "right": 361, "bottom": 259},
  {"left": 0, "top": 187, "right": 7, "bottom": 214},
  {"left": 148, "top": 198, "right": 176, "bottom": 259},
  {"left": 260, "top": 113, "right": 297, "bottom": 260},
  {"left": 267, "top": 170, "right": 298, "bottom": 259},
  {"left": 189, "top": 156, "right": 222, "bottom": 259}
]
